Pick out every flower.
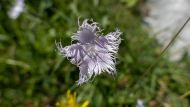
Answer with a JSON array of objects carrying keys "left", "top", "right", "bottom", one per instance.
[
  {"left": 56, "top": 19, "right": 122, "bottom": 85},
  {"left": 56, "top": 90, "right": 89, "bottom": 107},
  {"left": 136, "top": 99, "right": 145, "bottom": 107},
  {"left": 8, "top": 0, "right": 25, "bottom": 19}
]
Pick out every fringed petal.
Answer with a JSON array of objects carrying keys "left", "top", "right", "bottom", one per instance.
[
  {"left": 105, "top": 29, "right": 122, "bottom": 55},
  {"left": 56, "top": 42, "right": 85, "bottom": 66},
  {"left": 71, "top": 19, "right": 101, "bottom": 43}
]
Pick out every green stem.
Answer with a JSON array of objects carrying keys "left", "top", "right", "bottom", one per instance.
[{"left": 142, "top": 17, "right": 190, "bottom": 77}]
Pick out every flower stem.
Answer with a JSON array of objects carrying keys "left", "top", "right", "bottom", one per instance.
[{"left": 142, "top": 17, "right": 190, "bottom": 77}]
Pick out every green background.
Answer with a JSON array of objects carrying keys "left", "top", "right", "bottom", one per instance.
[{"left": 0, "top": 0, "right": 190, "bottom": 106}]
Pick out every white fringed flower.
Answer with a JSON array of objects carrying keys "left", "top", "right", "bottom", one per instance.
[
  {"left": 8, "top": 0, "right": 24, "bottom": 19},
  {"left": 56, "top": 19, "right": 122, "bottom": 85}
]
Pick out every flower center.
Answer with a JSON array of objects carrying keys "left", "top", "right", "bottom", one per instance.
[{"left": 79, "top": 29, "right": 96, "bottom": 43}]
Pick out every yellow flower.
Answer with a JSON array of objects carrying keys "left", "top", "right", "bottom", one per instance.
[{"left": 56, "top": 90, "right": 89, "bottom": 107}]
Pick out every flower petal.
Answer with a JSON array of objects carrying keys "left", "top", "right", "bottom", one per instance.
[
  {"left": 71, "top": 19, "right": 101, "bottom": 44},
  {"left": 56, "top": 42, "right": 85, "bottom": 66},
  {"left": 104, "top": 29, "right": 122, "bottom": 54}
]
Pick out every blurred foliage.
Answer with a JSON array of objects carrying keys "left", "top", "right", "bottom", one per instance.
[
  {"left": 121, "top": 0, "right": 138, "bottom": 7},
  {"left": 0, "top": 0, "right": 190, "bottom": 107}
]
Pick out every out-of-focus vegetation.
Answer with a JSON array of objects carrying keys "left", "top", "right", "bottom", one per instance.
[{"left": 0, "top": 0, "right": 190, "bottom": 107}]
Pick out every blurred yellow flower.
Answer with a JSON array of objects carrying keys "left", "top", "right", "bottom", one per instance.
[{"left": 56, "top": 90, "right": 89, "bottom": 107}]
